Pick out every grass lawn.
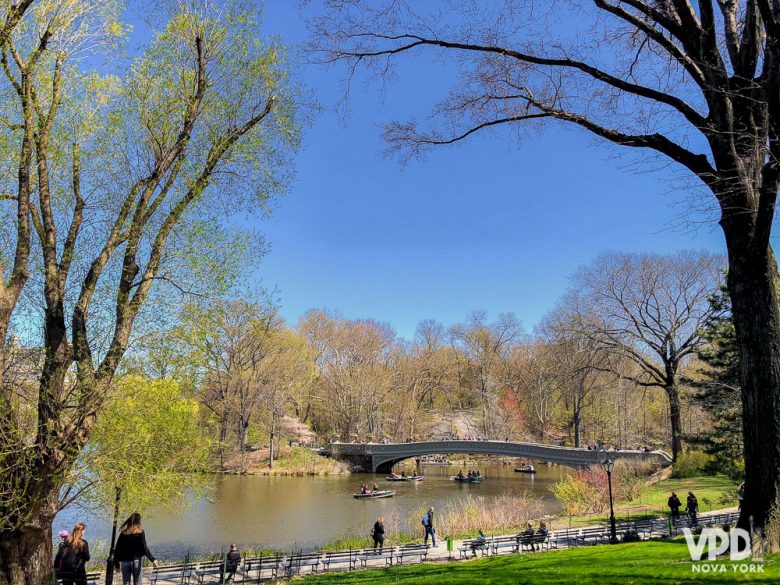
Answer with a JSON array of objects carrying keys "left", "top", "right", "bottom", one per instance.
[
  {"left": 551, "top": 475, "right": 740, "bottom": 529},
  {"left": 289, "top": 540, "right": 778, "bottom": 585}
]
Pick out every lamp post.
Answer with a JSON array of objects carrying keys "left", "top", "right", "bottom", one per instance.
[
  {"left": 105, "top": 486, "right": 122, "bottom": 585},
  {"left": 603, "top": 458, "right": 618, "bottom": 544}
]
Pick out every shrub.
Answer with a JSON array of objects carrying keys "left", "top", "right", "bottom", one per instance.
[
  {"left": 551, "top": 473, "right": 609, "bottom": 516},
  {"left": 672, "top": 450, "right": 713, "bottom": 478},
  {"left": 622, "top": 530, "right": 641, "bottom": 543}
]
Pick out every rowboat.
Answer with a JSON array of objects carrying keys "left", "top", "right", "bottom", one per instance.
[
  {"left": 386, "top": 475, "right": 425, "bottom": 482},
  {"left": 353, "top": 490, "right": 396, "bottom": 499},
  {"left": 451, "top": 475, "right": 484, "bottom": 483},
  {"left": 514, "top": 467, "right": 537, "bottom": 474}
]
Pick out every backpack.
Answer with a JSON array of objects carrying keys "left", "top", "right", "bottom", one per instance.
[
  {"left": 55, "top": 545, "right": 83, "bottom": 574},
  {"left": 421, "top": 514, "right": 427, "bottom": 527}
]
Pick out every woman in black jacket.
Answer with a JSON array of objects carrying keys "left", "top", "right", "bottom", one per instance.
[
  {"left": 54, "top": 523, "right": 90, "bottom": 585},
  {"left": 113, "top": 513, "right": 158, "bottom": 585},
  {"left": 371, "top": 517, "right": 386, "bottom": 551}
]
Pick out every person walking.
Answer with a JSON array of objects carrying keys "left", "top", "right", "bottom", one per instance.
[
  {"left": 686, "top": 492, "right": 699, "bottom": 526},
  {"left": 668, "top": 492, "right": 682, "bottom": 519},
  {"left": 225, "top": 544, "right": 241, "bottom": 583},
  {"left": 54, "top": 523, "right": 90, "bottom": 585},
  {"left": 371, "top": 517, "right": 386, "bottom": 551},
  {"left": 422, "top": 507, "right": 437, "bottom": 547},
  {"left": 113, "top": 513, "right": 159, "bottom": 585}
]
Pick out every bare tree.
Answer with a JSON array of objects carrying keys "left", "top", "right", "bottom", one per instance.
[
  {"left": 563, "top": 252, "right": 724, "bottom": 459},
  {"left": 312, "top": 0, "right": 780, "bottom": 535},
  {"left": 449, "top": 311, "right": 523, "bottom": 438},
  {"left": 540, "top": 314, "right": 615, "bottom": 448}
]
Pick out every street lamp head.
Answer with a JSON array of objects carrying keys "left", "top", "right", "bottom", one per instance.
[{"left": 603, "top": 458, "right": 614, "bottom": 473}]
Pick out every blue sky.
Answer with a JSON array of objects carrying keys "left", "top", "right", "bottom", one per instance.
[{"left": 247, "top": 1, "right": 730, "bottom": 339}]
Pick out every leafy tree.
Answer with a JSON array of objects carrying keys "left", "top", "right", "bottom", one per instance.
[
  {"left": 76, "top": 375, "right": 213, "bottom": 513},
  {"left": 0, "top": 2, "right": 301, "bottom": 582},
  {"left": 688, "top": 284, "right": 743, "bottom": 478},
  {"left": 312, "top": 0, "right": 780, "bottom": 537}
]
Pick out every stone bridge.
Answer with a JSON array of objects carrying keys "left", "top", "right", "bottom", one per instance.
[{"left": 323, "top": 440, "right": 673, "bottom": 473}]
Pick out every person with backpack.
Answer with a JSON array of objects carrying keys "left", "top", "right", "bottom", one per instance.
[
  {"left": 53, "top": 523, "right": 90, "bottom": 585},
  {"left": 667, "top": 492, "right": 682, "bottom": 518},
  {"left": 113, "top": 513, "right": 158, "bottom": 585},
  {"left": 371, "top": 517, "right": 386, "bottom": 551},
  {"left": 422, "top": 507, "right": 437, "bottom": 547}
]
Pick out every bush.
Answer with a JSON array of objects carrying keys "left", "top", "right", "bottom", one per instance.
[
  {"left": 672, "top": 450, "right": 713, "bottom": 478},
  {"left": 622, "top": 530, "right": 641, "bottom": 543},
  {"left": 551, "top": 473, "right": 609, "bottom": 516}
]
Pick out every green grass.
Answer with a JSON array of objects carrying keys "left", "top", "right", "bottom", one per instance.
[
  {"left": 286, "top": 540, "right": 779, "bottom": 585},
  {"left": 551, "top": 475, "right": 740, "bottom": 529}
]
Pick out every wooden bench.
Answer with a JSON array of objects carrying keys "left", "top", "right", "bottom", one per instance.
[
  {"left": 195, "top": 560, "right": 226, "bottom": 584},
  {"left": 57, "top": 572, "right": 101, "bottom": 585},
  {"left": 243, "top": 555, "right": 282, "bottom": 582},
  {"left": 285, "top": 552, "right": 321, "bottom": 576},
  {"left": 395, "top": 544, "right": 429, "bottom": 565},
  {"left": 576, "top": 527, "right": 607, "bottom": 545},
  {"left": 549, "top": 528, "right": 578, "bottom": 548},
  {"left": 519, "top": 532, "right": 549, "bottom": 551},
  {"left": 491, "top": 536, "right": 519, "bottom": 555},
  {"left": 150, "top": 564, "right": 196, "bottom": 585},
  {"left": 321, "top": 550, "right": 358, "bottom": 571},
  {"left": 356, "top": 547, "right": 394, "bottom": 569},
  {"left": 459, "top": 539, "right": 489, "bottom": 558}
]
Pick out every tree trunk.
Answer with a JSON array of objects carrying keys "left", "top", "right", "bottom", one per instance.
[
  {"left": 724, "top": 235, "right": 780, "bottom": 538},
  {"left": 665, "top": 385, "right": 682, "bottom": 461},
  {"left": 0, "top": 519, "right": 54, "bottom": 585},
  {"left": 268, "top": 410, "right": 275, "bottom": 469},
  {"left": 573, "top": 407, "right": 581, "bottom": 448}
]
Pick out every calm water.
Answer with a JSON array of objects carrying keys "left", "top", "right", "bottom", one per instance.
[{"left": 55, "top": 464, "right": 567, "bottom": 558}]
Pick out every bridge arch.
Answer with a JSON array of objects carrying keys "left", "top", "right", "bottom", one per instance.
[{"left": 324, "top": 440, "right": 672, "bottom": 473}]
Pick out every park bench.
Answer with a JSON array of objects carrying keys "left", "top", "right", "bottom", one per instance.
[
  {"left": 150, "top": 563, "right": 196, "bottom": 585},
  {"left": 519, "top": 532, "right": 549, "bottom": 551},
  {"left": 356, "top": 547, "right": 395, "bottom": 569},
  {"left": 321, "top": 550, "right": 358, "bottom": 571},
  {"left": 459, "top": 539, "right": 489, "bottom": 558},
  {"left": 194, "top": 560, "right": 228, "bottom": 584},
  {"left": 395, "top": 544, "right": 429, "bottom": 565},
  {"left": 491, "top": 535, "right": 519, "bottom": 555},
  {"left": 629, "top": 520, "right": 656, "bottom": 540},
  {"left": 243, "top": 555, "right": 283, "bottom": 582},
  {"left": 284, "top": 552, "right": 321, "bottom": 576},
  {"left": 548, "top": 528, "right": 578, "bottom": 548},
  {"left": 57, "top": 572, "right": 101, "bottom": 585},
  {"left": 576, "top": 527, "right": 607, "bottom": 545}
]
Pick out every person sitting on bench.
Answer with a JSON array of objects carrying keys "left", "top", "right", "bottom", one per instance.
[{"left": 470, "top": 530, "right": 487, "bottom": 557}]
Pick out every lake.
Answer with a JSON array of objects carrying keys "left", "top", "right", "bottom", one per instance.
[{"left": 55, "top": 463, "right": 568, "bottom": 559}]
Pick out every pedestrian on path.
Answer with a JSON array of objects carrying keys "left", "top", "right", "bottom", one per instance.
[
  {"left": 113, "top": 513, "right": 159, "bottom": 585},
  {"left": 422, "top": 507, "right": 437, "bottom": 547},
  {"left": 668, "top": 492, "right": 681, "bottom": 518},
  {"left": 54, "top": 523, "right": 90, "bottom": 585},
  {"left": 371, "top": 517, "right": 386, "bottom": 551},
  {"left": 686, "top": 492, "right": 699, "bottom": 526}
]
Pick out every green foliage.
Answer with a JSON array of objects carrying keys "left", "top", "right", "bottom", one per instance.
[
  {"left": 86, "top": 375, "right": 213, "bottom": 512},
  {"left": 551, "top": 474, "right": 605, "bottom": 516},
  {"left": 671, "top": 450, "right": 714, "bottom": 478},
  {"left": 687, "top": 281, "right": 744, "bottom": 478}
]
